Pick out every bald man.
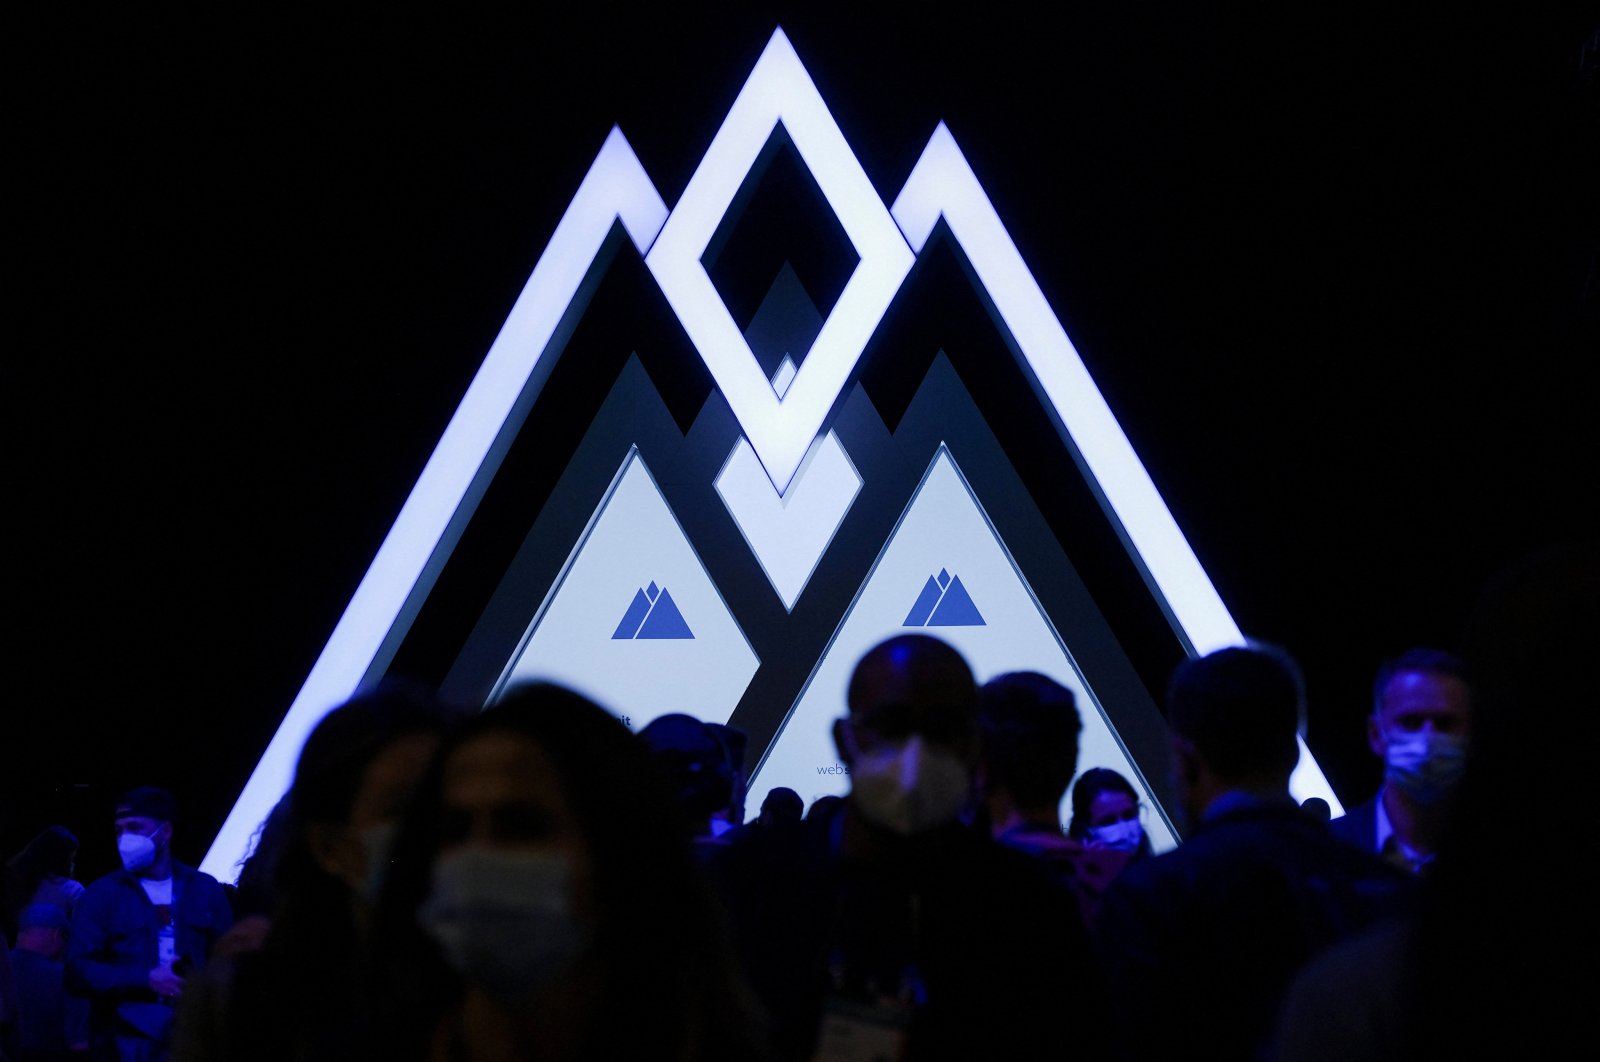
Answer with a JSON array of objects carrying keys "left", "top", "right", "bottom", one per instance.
[{"left": 814, "top": 634, "right": 1106, "bottom": 1059}]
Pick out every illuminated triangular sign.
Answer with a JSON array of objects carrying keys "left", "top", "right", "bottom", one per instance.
[{"left": 201, "top": 26, "right": 1339, "bottom": 880}]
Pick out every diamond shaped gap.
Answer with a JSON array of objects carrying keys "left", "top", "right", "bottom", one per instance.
[{"left": 701, "top": 126, "right": 859, "bottom": 373}]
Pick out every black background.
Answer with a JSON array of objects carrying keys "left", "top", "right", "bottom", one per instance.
[{"left": 10, "top": 5, "right": 1596, "bottom": 877}]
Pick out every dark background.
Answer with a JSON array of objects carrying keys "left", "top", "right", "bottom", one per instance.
[{"left": 10, "top": 5, "right": 1596, "bottom": 877}]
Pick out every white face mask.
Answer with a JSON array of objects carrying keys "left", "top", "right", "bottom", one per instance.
[
  {"left": 417, "top": 847, "right": 588, "bottom": 1004},
  {"left": 849, "top": 734, "right": 972, "bottom": 836},
  {"left": 118, "top": 833, "right": 158, "bottom": 873},
  {"left": 1087, "top": 818, "right": 1143, "bottom": 852},
  {"left": 1384, "top": 729, "right": 1469, "bottom": 805}
]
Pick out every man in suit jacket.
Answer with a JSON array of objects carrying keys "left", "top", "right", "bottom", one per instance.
[
  {"left": 1095, "top": 644, "right": 1416, "bottom": 1062},
  {"left": 1328, "top": 648, "right": 1474, "bottom": 874}
]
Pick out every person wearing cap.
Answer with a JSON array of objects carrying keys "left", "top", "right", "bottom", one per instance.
[
  {"left": 10, "top": 900, "right": 89, "bottom": 1060},
  {"left": 66, "top": 787, "right": 232, "bottom": 1062}
]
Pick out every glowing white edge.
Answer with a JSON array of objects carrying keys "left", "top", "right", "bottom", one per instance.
[
  {"left": 199, "top": 128, "right": 670, "bottom": 880},
  {"left": 890, "top": 123, "right": 1341, "bottom": 814},
  {"left": 645, "top": 27, "right": 912, "bottom": 495},
  {"left": 207, "top": 41, "right": 1348, "bottom": 878}
]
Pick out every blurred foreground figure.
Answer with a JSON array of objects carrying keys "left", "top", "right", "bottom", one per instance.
[
  {"left": 369, "top": 681, "right": 768, "bottom": 1062},
  {"left": 170, "top": 679, "right": 462, "bottom": 1062},
  {"left": 1095, "top": 643, "right": 1416, "bottom": 1062}
]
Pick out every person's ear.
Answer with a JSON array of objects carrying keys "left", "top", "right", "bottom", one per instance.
[
  {"left": 832, "top": 718, "right": 856, "bottom": 766},
  {"left": 1170, "top": 734, "right": 1201, "bottom": 794},
  {"left": 1366, "top": 714, "right": 1386, "bottom": 759}
]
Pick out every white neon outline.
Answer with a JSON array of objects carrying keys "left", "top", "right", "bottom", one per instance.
[
  {"left": 645, "top": 28, "right": 913, "bottom": 495},
  {"left": 891, "top": 123, "right": 1340, "bottom": 812},
  {"left": 199, "top": 129, "right": 669, "bottom": 879},
  {"left": 207, "top": 35, "right": 1347, "bottom": 877}
]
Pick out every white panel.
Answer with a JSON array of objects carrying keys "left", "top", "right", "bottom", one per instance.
[
  {"left": 748, "top": 445, "right": 1180, "bottom": 853},
  {"left": 715, "top": 430, "right": 862, "bottom": 611},
  {"left": 496, "top": 448, "right": 759, "bottom": 731}
]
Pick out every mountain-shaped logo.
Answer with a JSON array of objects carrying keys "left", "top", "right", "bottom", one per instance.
[
  {"left": 903, "top": 569, "right": 986, "bottom": 627},
  {"left": 612, "top": 582, "right": 695, "bottom": 639}
]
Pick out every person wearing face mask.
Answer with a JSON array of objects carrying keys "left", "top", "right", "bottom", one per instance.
[
  {"left": 1061, "top": 767, "right": 1153, "bottom": 924},
  {"left": 730, "top": 635, "right": 1108, "bottom": 1061},
  {"left": 1067, "top": 768, "right": 1154, "bottom": 861},
  {"left": 167, "top": 678, "right": 464, "bottom": 1062},
  {"left": 1328, "top": 648, "right": 1474, "bottom": 875},
  {"left": 65, "top": 787, "right": 233, "bottom": 1062},
  {"left": 367, "top": 681, "right": 769, "bottom": 1062}
]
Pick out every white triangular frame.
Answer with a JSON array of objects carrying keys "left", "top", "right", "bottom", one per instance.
[{"left": 201, "top": 27, "right": 1339, "bottom": 880}]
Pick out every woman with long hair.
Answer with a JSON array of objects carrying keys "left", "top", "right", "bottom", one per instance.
[
  {"left": 171, "top": 678, "right": 463, "bottom": 1061},
  {"left": 2, "top": 825, "right": 82, "bottom": 945},
  {"left": 369, "top": 681, "right": 770, "bottom": 1061}
]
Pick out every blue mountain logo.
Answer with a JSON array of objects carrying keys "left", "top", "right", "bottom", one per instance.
[
  {"left": 903, "top": 569, "right": 986, "bottom": 627},
  {"left": 612, "top": 582, "right": 695, "bottom": 640}
]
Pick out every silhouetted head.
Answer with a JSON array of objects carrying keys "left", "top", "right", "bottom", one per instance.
[
  {"left": 638, "top": 713, "right": 734, "bottom": 836},
  {"left": 834, "top": 634, "right": 979, "bottom": 835},
  {"left": 977, "top": 671, "right": 1082, "bottom": 817},
  {"left": 757, "top": 787, "right": 804, "bottom": 827},
  {"left": 1165, "top": 644, "right": 1304, "bottom": 820}
]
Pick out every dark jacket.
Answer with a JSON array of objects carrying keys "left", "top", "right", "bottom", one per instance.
[
  {"left": 66, "top": 864, "right": 233, "bottom": 1056},
  {"left": 706, "top": 802, "right": 1109, "bottom": 1061},
  {"left": 1327, "top": 795, "right": 1381, "bottom": 853},
  {"left": 1095, "top": 793, "right": 1418, "bottom": 1062}
]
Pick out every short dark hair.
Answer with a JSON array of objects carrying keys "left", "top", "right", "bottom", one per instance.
[
  {"left": 978, "top": 671, "right": 1081, "bottom": 809},
  {"left": 638, "top": 713, "right": 734, "bottom": 827},
  {"left": 1371, "top": 647, "right": 1471, "bottom": 715},
  {"left": 1166, "top": 644, "right": 1304, "bottom": 781}
]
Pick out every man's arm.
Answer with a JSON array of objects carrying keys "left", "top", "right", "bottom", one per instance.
[{"left": 65, "top": 885, "right": 153, "bottom": 997}]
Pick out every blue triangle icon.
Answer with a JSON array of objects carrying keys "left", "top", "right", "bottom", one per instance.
[
  {"left": 636, "top": 587, "right": 694, "bottom": 639},
  {"left": 903, "top": 576, "right": 944, "bottom": 627},
  {"left": 927, "top": 574, "right": 985, "bottom": 627},
  {"left": 611, "top": 588, "right": 653, "bottom": 639}
]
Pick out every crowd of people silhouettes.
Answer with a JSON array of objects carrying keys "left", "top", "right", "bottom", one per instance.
[{"left": 2, "top": 542, "right": 1589, "bottom": 1061}]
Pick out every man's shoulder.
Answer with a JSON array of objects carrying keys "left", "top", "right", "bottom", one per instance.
[
  {"left": 173, "top": 862, "right": 222, "bottom": 888},
  {"left": 1327, "top": 796, "right": 1379, "bottom": 847},
  {"left": 174, "top": 863, "right": 232, "bottom": 910},
  {"left": 79, "top": 870, "right": 136, "bottom": 900}
]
